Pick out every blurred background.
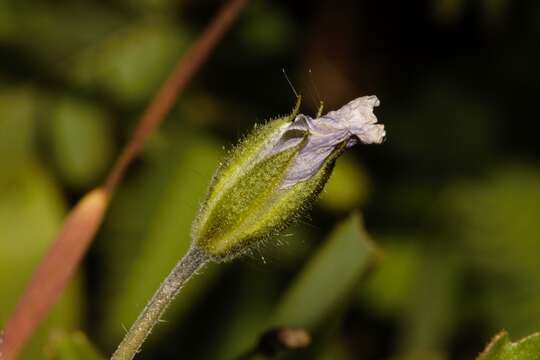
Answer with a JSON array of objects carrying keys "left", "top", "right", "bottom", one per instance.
[{"left": 1, "top": 0, "right": 540, "bottom": 359}]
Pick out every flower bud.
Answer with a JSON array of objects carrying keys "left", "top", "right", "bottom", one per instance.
[{"left": 192, "top": 96, "right": 385, "bottom": 261}]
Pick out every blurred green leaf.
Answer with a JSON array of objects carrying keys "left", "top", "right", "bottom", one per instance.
[
  {"left": 47, "top": 97, "right": 114, "bottom": 189},
  {"left": 361, "top": 238, "right": 422, "bottom": 316},
  {"left": 443, "top": 165, "right": 540, "bottom": 273},
  {"left": 360, "top": 233, "right": 461, "bottom": 357},
  {"left": 0, "top": 3, "right": 190, "bottom": 106},
  {"left": 226, "top": 213, "right": 378, "bottom": 359},
  {"left": 69, "top": 21, "right": 191, "bottom": 105},
  {"left": 477, "top": 331, "right": 540, "bottom": 360},
  {"left": 398, "top": 249, "right": 461, "bottom": 355},
  {"left": 272, "top": 212, "right": 378, "bottom": 329},
  {"left": 443, "top": 164, "right": 540, "bottom": 336},
  {"left": 0, "top": 2, "right": 124, "bottom": 65},
  {"left": 46, "top": 332, "right": 104, "bottom": 360},
  {"left": 0, "top": 163, "right": 82, "bottom": 360},
  {"left": 0, "top": 88, "right": 36, "bottom": 168}
]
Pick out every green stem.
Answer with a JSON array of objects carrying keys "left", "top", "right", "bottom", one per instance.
[{"left": 111, "top": 246, "right": 208, "bottom": 360}]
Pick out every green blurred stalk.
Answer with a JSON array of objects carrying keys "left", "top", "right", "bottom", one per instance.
[{"left": 110, "top": 246, "right": 208, "bottom": 360}]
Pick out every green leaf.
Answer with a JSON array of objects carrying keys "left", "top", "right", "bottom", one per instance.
[
  {"left": 0, "top": 3, "right": 190, "bottom": 105},
  {"left": 0, "top": 88, "right": 36, "bottom": 169},
  {"left": 361, "top": 238, "right": 422, "bottom": 316},
  {"left": 477, "top": 331, "right": 540, "bottom": 360},
  {"left": 46, "top": 332, "right": 104, "bottom": 360},
  {"left": 68, "top": 21, "right": 191, "bottom": 105},
  {"left": 0, "top": 2, "right": 124, "bottom": 65},
  {"left": 47, "top": 97, "right": 113, "bottom": 189},
  {"left": 271, "top": 212, "right": 378, "bottom": 329},
  {"left": 360, "top": 235, "right": 461, "bottom": 356},
  {"left": 397, "top": 249, "right": 461, "bottom": 354},
  {"left": 0, "top": 163, "right": 82, "bottom": 360},
  {"left": 442, "top": 165, "right": 540, "bottom": 335}
]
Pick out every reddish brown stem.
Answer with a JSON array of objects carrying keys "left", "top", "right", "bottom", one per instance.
[
  {"left": 0, "top": 1, "right": 248, "bottom": 359},
  {"left": 0, "top": 189, "right": 109, "bottom": 360}
]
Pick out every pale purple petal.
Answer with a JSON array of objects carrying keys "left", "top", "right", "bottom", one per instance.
[{"left": 278, "top": 96, "right": 385, "bottom": 189}]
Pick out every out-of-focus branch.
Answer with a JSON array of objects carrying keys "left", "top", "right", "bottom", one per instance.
[{"left": 0, "top": 1, "right": 248, "bottom": 359}]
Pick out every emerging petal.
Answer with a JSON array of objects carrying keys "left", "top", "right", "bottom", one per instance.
[{"left": 279, "top": 96, "right": 384, "bottom": 188}]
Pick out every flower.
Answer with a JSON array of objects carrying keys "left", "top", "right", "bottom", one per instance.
[{"left": 192, "top": 96, "right": 385, "bottom": 261}]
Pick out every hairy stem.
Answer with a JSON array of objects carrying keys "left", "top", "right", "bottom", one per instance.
[{"left": 111, "top": 246, "right": 208, "bottom": 360}]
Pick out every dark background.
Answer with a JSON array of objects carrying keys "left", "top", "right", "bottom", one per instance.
[{"left": 1, "top": 0, "right": 539, "bottom": 359}]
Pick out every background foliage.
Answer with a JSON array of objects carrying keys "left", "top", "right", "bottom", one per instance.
[{"left": 1, "top": 0, "right": 539, "bottom": 359}]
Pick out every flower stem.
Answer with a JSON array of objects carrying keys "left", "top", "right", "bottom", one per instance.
[{"left": 111, "top": 246, "right": 208, "bottom": 360}]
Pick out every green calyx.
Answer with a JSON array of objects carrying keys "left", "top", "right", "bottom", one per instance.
[{"left": 192, "top": 97, "right": 339, "bottom": 261}]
